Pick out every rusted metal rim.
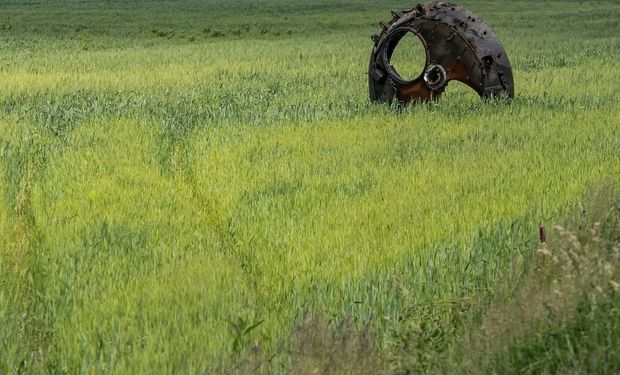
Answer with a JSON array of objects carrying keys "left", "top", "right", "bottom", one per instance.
[{"left": 368, "top": 2, "right": 514, "bottom": 104}]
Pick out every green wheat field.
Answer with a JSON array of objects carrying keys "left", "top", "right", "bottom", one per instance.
[{"left": 1, "top": 0, "right": 619, "bottom": 373}]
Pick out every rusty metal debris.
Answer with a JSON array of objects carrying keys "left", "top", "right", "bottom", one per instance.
[{"left": 369, "top": 2, "right": 514, "bottom": 104}]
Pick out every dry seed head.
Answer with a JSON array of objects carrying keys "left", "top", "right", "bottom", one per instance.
[
  {"left": 537, "top": 247, "right": 552, "bottom": 257},
  {"left": 610, "top": 280, "right": 620, "bottom": 292},
  {"left": 567, "top": 248, "right": 582, "bottom": 270},
  {"left": 590, "top": 222, "right": 601, "bottom": 242},
  {"left": 603, "top": 262, "right": 614, "bottom": 277},
  {"left": 595, "top": 285, "right": 604, "bottom": 295},
  {"left": 568, "top": 233, "right": 581, "bottom": 249}
]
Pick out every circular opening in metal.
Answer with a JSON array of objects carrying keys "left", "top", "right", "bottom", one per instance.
[
  {"left": 483, "top": 55, "right": 495, "bottom": 67},
  {"left": 384, "top": 30, "right": 427, "bottom": 83},
  {"left": 424, "top": 64, "right": 447, "bottom": 90}
]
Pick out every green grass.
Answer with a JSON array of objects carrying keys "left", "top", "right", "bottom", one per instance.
[{"left": 0, "top": 0, "right": 619, "bottom": 373}]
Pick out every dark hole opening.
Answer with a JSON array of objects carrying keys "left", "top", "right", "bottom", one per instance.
[
  {"left": 426, "top": 68, "right": 442, "bottom": 85},
  {"left": 483, "top": 55, "right": 495, "bottom": 66}
]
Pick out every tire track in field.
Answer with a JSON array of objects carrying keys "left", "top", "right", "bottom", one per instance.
[
  {"left": 1, "top": 118, "right": 76, "bottom": 368},
  {"left": 157, "top": 125, "right": 256, "bottom": 281},
  {"left": 2, "top": 140, "right": 46, "bottom": 367},
  {"left": 156, "top": 127, "right": 266, "bottom": 361}
]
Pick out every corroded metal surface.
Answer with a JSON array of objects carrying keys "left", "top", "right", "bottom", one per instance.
[{"left": 369, "top": 2, "right": 514, "bottom": 104}]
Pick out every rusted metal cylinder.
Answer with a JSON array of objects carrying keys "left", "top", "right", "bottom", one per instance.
[{"left": 369, "top": 2, "right": 514, "bottom": 104}]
